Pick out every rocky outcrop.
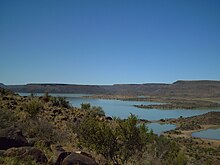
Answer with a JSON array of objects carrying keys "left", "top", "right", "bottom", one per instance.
[
  {"left": 3, "top": 147, "right": 48, "bottom": 163},
  {"left": 0, "top": 128, "right": 28, "bottom": 150}
]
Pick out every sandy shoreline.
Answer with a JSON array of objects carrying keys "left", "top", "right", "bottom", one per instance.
[{"left": 164, "top": 124, "right": 220, "bottom": 147}]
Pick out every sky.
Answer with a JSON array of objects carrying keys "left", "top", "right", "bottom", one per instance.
[{"left": 0, "top": 0, "right": 220, "bottom": 85}]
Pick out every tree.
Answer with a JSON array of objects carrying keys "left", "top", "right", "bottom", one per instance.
[
  {"left": 77, "top": 114, "right": 149, "bottom": 164},
  {"left": 78, "top": 116, "right": 118, "bottom": 164},
  {"left": 115, "top": 114, "right": 148, "bottom": 164}
]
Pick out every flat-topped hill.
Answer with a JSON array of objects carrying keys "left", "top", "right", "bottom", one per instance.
[
  {"left": 1, "top": 80, "right": 220, "bottom": 97},
  {"left": 152, "top": 80, "right": 220, "bottom": 97},
  {"left": 5, "top": 83, "right": 109, "bottom": 94}
]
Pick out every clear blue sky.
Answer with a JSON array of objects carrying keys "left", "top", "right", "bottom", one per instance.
[{"left": 1, "top": 0, "right": 220, "bottom": 85}]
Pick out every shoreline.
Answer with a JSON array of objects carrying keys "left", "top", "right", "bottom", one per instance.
[
  {"left": 163, "top": 124, "right": 220, "bottom": 146},
  {"left": 83, "top": 94, "right": 220, "bottom": 110}
]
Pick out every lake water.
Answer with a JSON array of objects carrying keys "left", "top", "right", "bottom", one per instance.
[
  {"left": 192, "top": 127, "right": 220, "bottom": 140},
  {"left": 19, "top": 93, "right": 220, "bottom": 137},
  {"left": 19, "top": 93, "right": 220, "bottom": 120},
  {"left": 147, "top": 123, "right": 176, "bottom": 135}
]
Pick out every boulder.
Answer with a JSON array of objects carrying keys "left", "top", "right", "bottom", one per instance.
[
  {"left": 3, "top": 146, "right": 47, "bottom": 163},
  {"left": 0, "top": 128, "right": 28, "bottom": 150},
  {"left": 55, "top": 151, "right": 71, "bottom": 165},
  {"left": 62, "top": 152, "right": 98, "bottom": 165},
  {"left": 53, "top": 145, "right": 71, "bottom": 165}
]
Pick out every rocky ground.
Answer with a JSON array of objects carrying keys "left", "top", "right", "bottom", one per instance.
[
  {"left": 161, "top": 112, "right": 220, "bottom": 164},
  {"left": 1, "top": 87, "right": 220, "bottom": 165},
  {"left": 0, "top": 88, "right": 104, "bottom": 164}
]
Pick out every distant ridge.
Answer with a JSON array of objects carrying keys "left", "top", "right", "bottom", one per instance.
[
  {"left": 1, "top": 80, "right": 220, "bottom": 97},
  {"left": 173, "top": 80, "right": 220, "bottom": 85},
  {"left": 5, "top": 84, "right": 109, "bottom": 94}
]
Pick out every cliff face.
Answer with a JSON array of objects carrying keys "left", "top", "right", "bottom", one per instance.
[{"left": 2, "top": 80, "right": 220, "bottom": 97}]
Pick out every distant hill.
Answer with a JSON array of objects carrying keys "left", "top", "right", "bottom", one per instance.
[
  {"left": 2, "top": 80, "right": 220, "bottom": 98},
  {"left": 152, "top": 80, "right": 220, "bottom": 97},
  {"left": 101, "top": 83, "right": 169, "bottom": 95},
  {"left": 5, "top": 84, "right": 110, "bottom": 94}
]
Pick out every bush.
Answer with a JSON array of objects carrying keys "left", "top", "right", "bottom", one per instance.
[
  {"left": 0, "top": 109, "right": 16, "bottom": 129},
  {"left": 0, "top": 156, "right": 38, "bottom": 165},
  {"left": 22, "top": 99, "right": 43, "bottom": 117},
  {"left": 90, "top": 106, "right": 105, "bottom": 117},
  {"left": 50, "top": 97, "right": 70, "bottom": 108},
  {"left": 80, "top": 103, "right": 105, "bottom": 117},
  {"left": 115, "top": 114, "right": 148, "bottom": 164},
  {"left": 80, "top": 103, "right": 91, "bottom": 110},
  {"left": 154, "top": 135, "right": 180, "bottom": 164},
  {"left": 21, "top": 118, "right": 61, "bottom": 143},
  {"left": 77, "top": 114, "right": 149, "bottom": 164},
  {"left": 78, "top": 116, "right": 118, "bottom": 163}
]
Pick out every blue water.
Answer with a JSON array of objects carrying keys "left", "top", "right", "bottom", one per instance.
[
  {"left": 19, "top": 93, "right": 220, "bottom": 137},
  {"left": 19, "top": 93, "right": 220, "bottom": 120},
  {"left": 192, "top": 127, "right": 220, "bottom": 140},
  {"left": 147, "top": 123, "right": 176, "bottom": 135}
]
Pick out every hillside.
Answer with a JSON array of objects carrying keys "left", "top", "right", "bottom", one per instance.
[
  {"left": 102, "top": 83, "right": 168, "bottom": 95},
  {"left": 1, "top": 80, "right": 220, "bottom": 98},
  {"left": 152, "top": 80, "right": 220, "bottom": 98},
  {"left": 5, "top": 83, "right": 110, "bottom": 94},
  {"left": 0, "top": 89, "right": 220, "bottom": 164}
]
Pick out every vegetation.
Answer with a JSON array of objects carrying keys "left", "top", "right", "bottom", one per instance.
[
  {"left": 80, "top": 103, "right": 105, "bottom": 117},
  {"left": 0, "top": 108, "right": 16, "bottom": 129},
  {"left": 0, "top": 156, "right": 38, "bottom": 165},
  {"left": 22, "top": 98, "right": 43, "bottom": 117},
  {"left": 0, "top": 90, "right": 219, "bottom": 164},
  {"left": 79, "top": 115, "right": 150, "bottom": 164},
  {"left": 81, "top": 103, "right": 91, "bottom": 110},
  {"left": 50, "top": 96, "right": 70, "bottom": 108}
]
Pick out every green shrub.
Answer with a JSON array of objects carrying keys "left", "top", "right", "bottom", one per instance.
[
  {"left": 154, "top": 135, "right": 180, "bottom": 164},
  {"left": 22, "top": 99, "right": 43, "bottom": 117},
  {"left": 78, "top": 116, "right": 118, "bottom": 163},
  {"left": 115, "top": 114, "right": 148, "bottom": 164},
  {"left": 50, "top": 97, "right": 70, "bottom": 108},
  {"left": 0, "top": 109, "right": 16, "bottom": 129},
  {"left": 0, "top": 156, "right": 38, "bottom": 165},
  {"left": 21, "top": 118, "right": 61, "bottom": 143},
  {"left": 78, "top": 114, "right": 149, "bottom": 164},
  {"left": 80, "top": 103, "right": 91, "bottom": 110},
  {"left": 90, "top": 106, "right": 105, "bottom": 117}
]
